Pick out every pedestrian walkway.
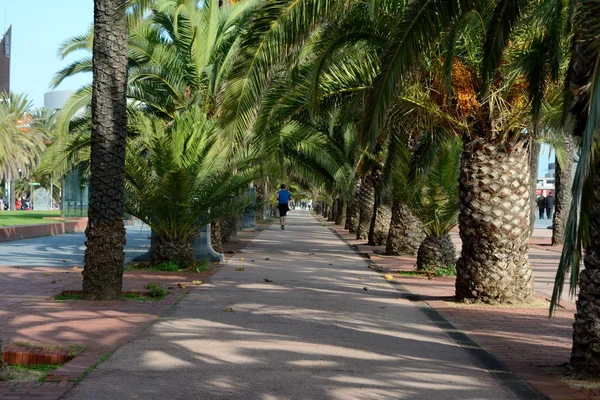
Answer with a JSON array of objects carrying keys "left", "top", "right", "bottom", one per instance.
[{"left": 63, "top": 211, "right": 524, "bottom": 400}]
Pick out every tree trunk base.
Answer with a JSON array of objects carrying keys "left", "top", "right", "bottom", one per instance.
[
  {"left": 82, "top": 219, "right": 126, "bottom": 300},
  {"left": 385, "top": 200, "right": 425, "bottom": 256},
  {"left": 151, "top": 238, "right": 195, "bottom": 267},
  {"left": 416, "top": 234, "right": 456, "bottom": 271}
]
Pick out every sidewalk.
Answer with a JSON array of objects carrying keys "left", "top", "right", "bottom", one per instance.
[
  {"left": 62, "top": 211, "right": 532, "bottom": 400},
  {"left": 0, "top": 227, "right": 262, "bottom": 400},
  {"left": 319, "top": 215, "right": 594, "bottom": 400}
]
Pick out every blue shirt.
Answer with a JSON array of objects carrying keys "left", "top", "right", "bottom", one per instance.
[{"left": 277, "top": 189, "right": 291, "bottom": 204}]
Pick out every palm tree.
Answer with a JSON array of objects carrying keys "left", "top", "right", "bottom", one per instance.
[
  {"left": 410, "top": 138, "right": 461, "bottom": 271},
  {"left": 550, "top": 0, "right": 600, "bottom": 375},
  {"left": 125, "top": 108, "right": 257, "bottom": 266},
  {"left": 0, "top": 93, "right": 46, "bottom": 211},
  {"left": 82, "top": 0, "right": 129, "bottom": 301}
]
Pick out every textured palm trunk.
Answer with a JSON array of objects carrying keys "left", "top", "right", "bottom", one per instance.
[
  {"left": 211, "top": 220, "right": 223, "bottom": 253},
  {"left": 335, "top": 199, "right": 346, "bottom": 225},
  {"left": 345, "top": 179, "right": 361, "bottom": 232},
  {"left": 552, "top": 135, "right": 574, "bottom": 245},
  {"left": 417, "top": 234, "right": 456, "bottom": 271},
  {"left": 529, "top": 141, "right": 541, "bottom": 235},
  {"left": 356, "top": 174, "right": 375, "bottom": 240},
  {"left": 571, "top": 157, "right": 600, "bottom": 373},
  {"left": 368, "top": 202, "right": 391, "bottom": 246},
  {"left": 255, "top": 181, "right": 266, "bottom": 223},
  {"left": 567, "top": 0, "right": 600, "bottom": 372},
  {"left": 329, "top": 199, "right": 337, "bottom": 222},
  {"left": 385, "top": 198, "right": 426, "bottom": 255},
  {"left": 82, "top": 0, "right": 129, "bottom": 300},
  {"left": 455, "top": 142, "right": 535, "bottom": 304},
  {"left": 9, "top": 178, "right": 15, "bottom": 211},
  {"left": 151, "top": 237, "right": 195, "bottom": 267}
]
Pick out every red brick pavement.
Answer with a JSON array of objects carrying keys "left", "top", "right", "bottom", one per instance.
[
  {"left": 319, "top": 216, "right": 597, "bottom": 400},
  {"left": 0, "top": 227, "right": 262, "bottom": 400}
]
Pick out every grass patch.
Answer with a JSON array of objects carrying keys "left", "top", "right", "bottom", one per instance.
[
  {"left": 144, "top": 282, "right": 169, "bottom": 298},
  {"left": 9, "top": 342, "right": 83, "bottom": 357},
  {"left": 54, "top": 292, "right": 167, "bottom": 301},
  {"left": 0, "top": 211, "right": 62, "bottom": 227},
  {"left": 126, "top": 259, "right": 213, "bottom": 273},
  {"left": 1, "top": 364, "right": 62, "bottom": 382},
  {"left": 434, "top": 264, "right": 457, "bottom": 277}
]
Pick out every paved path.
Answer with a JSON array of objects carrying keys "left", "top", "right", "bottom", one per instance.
[
  {"left": 0, "top": 224, "right": 151, "bottom": 267},
  {"left": 63, "top": 211, "right": 517, "bottom": 400}
]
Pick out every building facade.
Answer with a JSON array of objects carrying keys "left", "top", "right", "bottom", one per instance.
[{"left": 0, "top": 27, "right": 11, "bottom": 94}]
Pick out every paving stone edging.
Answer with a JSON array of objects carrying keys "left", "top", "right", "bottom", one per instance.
[{"left": 325, "top": 223, "right": 549, "bottom": 400}]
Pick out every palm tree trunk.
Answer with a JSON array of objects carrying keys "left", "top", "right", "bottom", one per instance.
[
  {"left": 345, "top": 179, "right": 360, "bottom": 232},
  {"left": 329, "top": 199, "right": 337, "bottom": 222},
  {"left": 82, "top": 0, "right": 129, "bottom": 301},
  {"left": 356, "top": 173, "right": 375, "bottom": 240},
  {"left": 552, "top": 134, "right": 574, "bottom": 245},
  {"left": 567, "top": 0, "right": 600, "bottom": 372},
  {"left": 211, "top": 220, "right": 223, "bottom": 253},
  {"left": 151, "top": 237, "right": 195, "bottom": 267},
  {"left": 571, "top": 156, "right": 600, "bottom": 373},
  {"left": 255, "top": 181, "right": 266, "bottom": 223},
  {"left": 385, "top": 198, "right": 426, "bottom": 255},
  {"left": 529, "top": 141, "right": 541, "bottom": 235},
  {"left": 455, "top": 142, "right": 535, "bottom": 304},
  {"left": 9, "top": 177, "right": 15, "bottom": 211},
  {"left": 368, "top": 201, "right": 391, "bottom": 246},
  {"left": 335, "top": 199, "right": 346, "bottom": 225},
  {"left": 417, "top": 234, "right": 456, "bottom": 271}
]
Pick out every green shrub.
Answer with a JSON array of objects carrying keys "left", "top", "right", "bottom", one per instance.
[
  {"left": 144, "top": 282, "right": 169, "bottom": 298},
  {"left": 153, "top": 262, "right": 181, "bottom": 272}
]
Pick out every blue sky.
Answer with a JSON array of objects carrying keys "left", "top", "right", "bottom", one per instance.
[
  {"left": 4, "top": 0, "right": 93, "bottom": 108},
  {"left": 3, "top": 0, "right": 555, "bottom": 177}
]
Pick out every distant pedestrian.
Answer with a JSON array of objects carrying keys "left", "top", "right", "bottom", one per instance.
[
  {"left": 536, "top": 194, "right": 546, "bottom": 219},
  {"left": 276, "top": 184, "right": 292, "bottom": 230},
  {"left": 545, "top": 192, "right": 555, "bottom": 220}
]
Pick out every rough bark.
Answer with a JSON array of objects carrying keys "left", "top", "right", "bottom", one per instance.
[
  {"left": 345, "top": 179, "right": 361, "bottom": 232},
  {"left": 385, "top": 198, "right": 426, "bottom": 256},
  {"left": 335, "top": 199, "right": 346, "bottom": 225},
  {"left": 368, "top": 202, "right": 391, "bottom": 246},
  {"left": 529, "top": 141, "right": 541, "bottom": 235},
  {"left": 329, "top": 199, "right": 337, "bottom": 222},
  {"left": 211, "top": 220, "right": 223, "bottom": 253},
  {"left": 571, "top": 157, "right": 600, "bottom": 373},
  {"left": 151, "top": 237, "right": 195, "bottom": 267},
  {"left": 416, "top": 234, "right": 456, "bottom": 271},
  {"left": 455, "top": 142, "right": 535, "bottom": 304},
  {"left": 552, "top": 134, "right": 575, "bottom": 245},
  {"left": 356, "top": 174, "right": 375, "bottom": 240},
  {"left": 82, "top": 0, "right": 129, "bottom": 301},
  {"left": 568, "top": 0, "right": 600, "bottom": 373}
]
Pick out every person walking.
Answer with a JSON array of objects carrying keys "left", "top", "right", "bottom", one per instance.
[
  {"left": 536, "top": 194, "right": 546, "bottom": 219},
  {"left": 545, "top": 191, "right": 555, "bottom": 220},
  {"left": 276, "top": 184, "right": 292, "bottom": 230}
]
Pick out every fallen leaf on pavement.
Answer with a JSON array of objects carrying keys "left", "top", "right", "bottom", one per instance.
[
  {"left": 225, "top": 307, "right": 234, "bottom": 312},
  {"left": 192, "top": 281, "right": 204, "bottom": 285},
  {"left": 264, "top": 257, "right": 270, "bottom": 261},
  {"left": 177, "top": 283, "right": 187, "bottom": 289},
  {"left": 363, "top": 287, "right": 368, "bottom": 291},
  {"left": 264, "top": 278, "right": 273, "bottom": 283},
  {"left": 384, "top": 274, "right": 394, "bottom": 281},
  {"left": 13, "top": 266, "right": 21, "bottom": 269},
  {"left": 44, "top": 273, "right": 52, "bottom": 276},
  {"left": 236, "top": 267, "right": 245, "bottom": 272},
  {"left": 251, "top": 260, "right": 255, "bottom": 262},
  {"left": 240, "top": 258, "right": 245, "bottom": 261},
  {"left": 50, "top": 281, "right": 57, "bottom": 284}
]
